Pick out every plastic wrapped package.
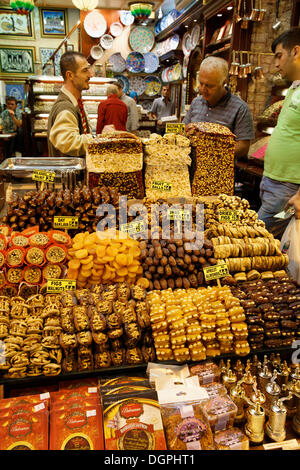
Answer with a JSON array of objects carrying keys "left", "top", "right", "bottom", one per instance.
[
  {"left": 214, "top": 428, "right": 249, "bottom": 450},
  {"left": 189, "top": 361, "right": 221, "bottom": 385},
  {"left": 202, "top": 382, "right": 227, "bottom": 398},
  {"left": 200, "top": 395, "right": 237, "bottom": 432},
  {"left": 0, "top": 408, "right": 48, "bottom": 450}
]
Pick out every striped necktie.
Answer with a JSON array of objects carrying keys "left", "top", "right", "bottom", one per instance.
[{"left": 77, "top": 98, "right": 88, "bottom": 134}]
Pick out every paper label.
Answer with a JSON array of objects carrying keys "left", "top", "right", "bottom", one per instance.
[
  {"left": 34, "top": 403, "right": 45, "bottom": 412},
  {"left": 32, "top": 169, "right": 55, "bottom": 183},
  {"left": 53, "top": 216, "right": 78, "bottom": 229},
  {"left": 120, "top": 220, "right": 147, "bottom": 234},
  {"left": 264, "top": 439, "right": 299, "bottom": 450},
  {"left": 88, "top": 387, "right": 98, "bottom": 394},
  {"left": 203, "top": 264, "right": 229, "bottom": 281},
  {"left": 47, "top": 279, "right": 76, "bottom": 293},
  {"left": 167, "top": 208, "right": 191, "bottom": 221},
  {"left": 218, "top": 210, "right": 240, "bottom": 222},
  {"left": 40, "top": 393, "right": 50, "bottom": 400},
  {"left": 165, "top": 123, "right": 185, "bottom": 134},
  {"left": 151, "top": 181, "right": 172, "bottom": 192},
  {"left": 86, "top": 409, "right": 97, "bottom": 418}
]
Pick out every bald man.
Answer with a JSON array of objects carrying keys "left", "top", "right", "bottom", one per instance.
[
  {"left": 183, "top": 57, "right": 255, "bottom": 157},
  {"left": 96, "top": 84, "right": 128, "bottom": 134}
]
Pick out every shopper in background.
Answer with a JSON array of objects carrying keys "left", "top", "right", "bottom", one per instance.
[
  {"left": 96, "top": 84, "right": 127, "bottom": 134},
  {"left": 116, "top": 82, "right": 139, "bottom": 134},
  {"left": 183, "top": 56, "right": 254, "bottom": 158},
  {"left": 258, "top": 28, "right": 300, "bottom": 234},
  {"left": 47, "top": 51, "right": 93, "bottom": 157},
  {"left": 149, "top": 85, "right": 175, "bottom": 135},
  {"left": 1, "top": 96, "right": 23, "bottom": 158}
]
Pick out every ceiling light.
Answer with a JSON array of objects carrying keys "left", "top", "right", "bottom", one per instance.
[
  {"left": 72, "top": 0, "right": 98, "bottom": 10},
  {"left": 217, "top": 13, "right": 222, "bottom": 17},
  {"left": 227, "top": 6, "right": 233, "bottom": 10}
]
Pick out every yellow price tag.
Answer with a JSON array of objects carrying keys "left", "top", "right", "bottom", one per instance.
[
  {"left": 120, "top": 220, "right": 147, "bottom": 234},
  {"left": 32, "top": 169, "right": 55, "bottom": 183},
  {"left": 218, "top": 210, "right": 240, "bottom": 222},
  {"left": 203, "top": 263, "right": 229, "bottom": 282},
  {"left": 53, "top": 216, "right": 78, "bottom": 229},
  {"left": 47, "top": 279, "right": 76, "bottom": 293},
  {"left": 151, "top": 181, "right": 172, "bottom": 192},
  {"left": 165, "top": 123, "right": 185, "bottom": 134},
  {"left": 167, "top": 209, "right": 191, "bottom": 221}
]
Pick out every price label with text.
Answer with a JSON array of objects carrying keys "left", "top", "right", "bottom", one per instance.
[
  {"left": 218, "top": 210, "right": 241, "bottom": 222},
  {"left": 165, "top": 123, "right": 185, "bottom": 134},
  {"left": 47, "top": 279, "right": 76, "bottom": 293},
  {"left": 53, "top": 216, "right": 78, "bottom": 229},
  {"left": 167, "top": 209, "right": 191, "bottom": 221},
  {"left": 151, "top": 181, "right": 172, "bottom": 192},
  {"left": 120, "top": 220, "right": 147, "bottom": 235},
  {"left": 32, "top": 169, "right": 55, "bottom": 183},
  {"left": 203, "top": 263, "right": 229, "bottom": 282}
]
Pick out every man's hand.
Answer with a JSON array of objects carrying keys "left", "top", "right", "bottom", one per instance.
[
  {"left": 157, "top": 119, "right": 162, "bottom": 126},
  {"left": 7, "top": 109, "right": 15, "bottom": 118},
  {"left": 285, "top": 189, "right": 300, "bottom": 219}
]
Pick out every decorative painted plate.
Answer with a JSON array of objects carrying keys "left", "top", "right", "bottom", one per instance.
[
  {"left": 119, "top": 10, "right": 135, "bottom": 26},
  {"left": 143, "top": 52, "right": 159, "bottom": 73},
  {"left": 168, "top": 34, "right": 180, "bottom": 51},
  {"left": 114, "top": 74, "right": 130, "bottom": 94},
  {"left": 144, "top": 75, "right": 162, "bottom": 97},
  {"left": 142, "top": 100, "right": 153, "bottom": 111},
  {"left": 100, "top": 34, "right": 114, "bottom": 50},
  {"left": 171, "top": 62, "right": 182, "bottom": 81},
  {"left": 191, "top": 23, "right": 201, "bottom": 49},
  {"left": 129, "top": 76, "right": 146, "bottom": 96},
  {"left": 183, "top": 55, "right": 189, "bottom": 78},
  {"left": 129, "top": 26, "right": 155, "bottom": 54},
  {"left": 108, "top": 53, "right": 126, "bottom": 73},
  {"left": 84, "top": 11, "right": 107, "bottom": 38},
  {"left": 182, "top": 32, "right": 192, "bottom": 56},
  {"left": 126, "top": 52, "right": 145, "bottom": 73},
  {"left": 90, "top": 45, "right": 104, "bottom": 60},
  {"left": 110, "top": 21, "right": 123, "bottom": 37}
]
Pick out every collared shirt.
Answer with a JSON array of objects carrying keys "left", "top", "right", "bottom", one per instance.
[
  {"left": 48, "top": 86, "right": 92, "bottom": 158},
  {"left": 150, "top": 96, "right": 175, "bottom": 120},
  {"left": 120, "top": 94, "right": 139, "bottom": 132},
  {"left": 183, "top": 89, "right": 255, "bottom": 141},
  {"left": 1, "top": 108, "right": 22, "bottom": 133},
  {"left": 96, "top": 94, "right": 128, "bottom": 134}
]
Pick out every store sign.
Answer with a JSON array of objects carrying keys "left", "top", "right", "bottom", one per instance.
[
  {"left": 32, "top": 169, "right": 55, "bottom": 183},
  {"left": 47, "top": 279, "right": 76, "bottom": 293},
  {"left": 151, "top": 181, "right": 172, "bottom": 192},
  {"left": 120, "top": 220, "right": 147, "bottom": 235},
  {"left": 218, "top": 210, "right": 241, "bottom": 222},
  {"left": 203, "top": 263, "right": 229, "bottom": 281},
  {"left": 165, "top": 123, "right": 185, "bottom": 134},
  {"left": 167, "top": 208, "right": 191, "bottom": 221},
  {"left": 53, "top": 216, "right": 78, "bottom": 229}
]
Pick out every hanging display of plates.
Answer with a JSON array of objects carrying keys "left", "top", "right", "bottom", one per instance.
[
  {"left": 114, "top": 75, "right": 130, "bottom": 94},
  {"left": 119, "top": 10, "right": 135, "bottom": 26},
  {"left": 129, "top": 26, "right": 155, "bottom": 54},
  {"left": 144, "top": 75, "right": 162, "bottom": 97},
  {"left": 182, "top": 31, "right": 192, "bottom": 56},
  {"left": 190, "top": 23, "right": 201, "bottom": 50},
  {"left": 110, "top": 21, "right": 123, "bottom": 37},
  {"left": 84, "top": 11, "right": 107, "bottom": 38},
  {"left": 143, "top": 52, "right": 159, "bottom": 73},
  {"left": 129, "top": 76, "right": 146, "bottom": 96},
  {"left": 90, "top": 45, "right": 104, "bottom": 61},
  {"left": 100, "top": 34, "right": 114, "bottom": 50},
  {"left": 142, "top": 100, "right": 153, "bottom": 111},
  {"left": 126, "top": 52, "right": 145, "bottom": 73},
  {"left": 183, "top": 55, "right": 189, "bottom": 78},
  {"left": 172, "top": 62, "right": 182, "bottom": 81},
  {"left": 108, "top": 53, "right": 126, "bottom": 73}
]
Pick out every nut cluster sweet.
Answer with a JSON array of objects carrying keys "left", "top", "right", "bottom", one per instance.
[{"left": 186, "top": 122, "right": 235, "bottom": 196}]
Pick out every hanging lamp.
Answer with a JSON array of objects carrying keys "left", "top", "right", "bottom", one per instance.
[
  {"left": 72, "top": 0, "right": 98, "bottom": 11},
  {"left": 128, "top": 2, "right": 154, "bottom": 21}
]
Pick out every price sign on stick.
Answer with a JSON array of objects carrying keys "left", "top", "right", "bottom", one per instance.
[
  {"left": 53, "top": 216, "right": 78, "bottom": 229},
  {"left": 32, "top": 169, "right": 55, "bottom": 183},
  {"left": 151, "top": 181, "right": 172, "bottom": 192},
  {"left": 203, "top": 263, "right": 229, "bottom": 283},
  {"left": 47, "top": 279, "right": 76, "bottom": 293},
  {"left": 218, "top": 210, "right": 241, "bottom": 222},
  {"left": 120, "top": 220, "right": 147, "bottom": 235},
  {"left": 167, "top": 208, "right": 191, "bottom": 221},
  {"left": 165, "top": 123, "right": 185, "bottom": 135}
]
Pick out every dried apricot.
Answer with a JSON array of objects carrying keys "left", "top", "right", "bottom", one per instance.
[{"left": 74, "top": 249, "right": 88, "bottom": 259}]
